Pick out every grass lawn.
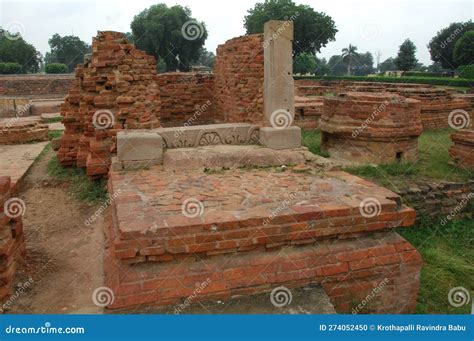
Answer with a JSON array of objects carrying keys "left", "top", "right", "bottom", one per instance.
[
  {"left": 398, "top": 219, "right": 473, "bottom": 314},
  {"left": 302, "top": 129, "right": 473, "bottom": 192}
]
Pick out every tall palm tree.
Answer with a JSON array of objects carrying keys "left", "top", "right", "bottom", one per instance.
[{"left": 341, "top": 44, "right": 359, "bottom": 76}]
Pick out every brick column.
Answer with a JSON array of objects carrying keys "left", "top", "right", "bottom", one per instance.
[{"left": 260, "top": 20, "right": 301, "bottom": 149}]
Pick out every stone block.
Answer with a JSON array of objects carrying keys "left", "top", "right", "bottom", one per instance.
[
  {"left": 117, "top": 130, "right": 163, "bottom": 162},
  {"left": 259, "top": 126, "right": 301, "bottom": 149}
]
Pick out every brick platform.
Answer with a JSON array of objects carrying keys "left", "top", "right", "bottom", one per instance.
[
  {"left": 320, "top": 92, "right": 423, "bottom": 164},
  {"left": 0, "top": 117, "right": 49, "bottom": 144},
  {"left": 104, "top": 166, "right": 421, "bottom": 312},
  {"left": 294, "top": 96, "right": 323, "bottom": 129},
  {"left": 450, "top": 129, "right": 474, "bottom": 170},
  {"left": 0, "top": 176, "right": 26, "bottom": 304}
]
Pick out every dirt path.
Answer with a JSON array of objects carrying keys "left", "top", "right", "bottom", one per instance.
[{"left": 7, "top": 147, "right": 105, "bottom": 314}]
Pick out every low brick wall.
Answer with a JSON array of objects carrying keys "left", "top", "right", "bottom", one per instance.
[
  {"left": 0, "top": 117, "right": 49, "bottom": 144},
  {"left": 156, "top": 73, "right": 216, "bottom": 126},
  {"left": 398, "top": 180, "right": 474, "bottom": 221},
  {"left": 0, "top": 74, "right": 74, "bottom": 97},
  {"left": 0, "top": 176, "right": 27, "bottom": 304},
  {"left": 214, "top": 34, "right": 264, "bottom": 123},
  {"left": 450, "top": 129, "right": 474, "bottom": 170}
]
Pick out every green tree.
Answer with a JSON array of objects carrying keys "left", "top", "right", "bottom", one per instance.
[
  {"left": 379, "top": 57, "right": 397, "bottom": 73},
  {"left": 195, "top": 47, "right": 215, "bottom": 68},
  {"left": 314, "top": 57, "right": 329, "bottom": 76},
  {"left": 352, "top": 52, "right": 374, "bottom": 76},
  {"left": 327, "top": 55, "right": 346, "bottom": 76},
  {"left": 453, "top": 30, "right": 474, "bottom": 66},
  {"left": 341, "top": 44, "right": 359, "bottom": 75},
  {"left": 0, "top": 29, "right": 40, "bottom": 73},
  {"left": 293, "top": 52, "right": 317, "bottom": 74},
  {"left": 131, "top": 4, "right": 207, "bottom": 72},
  {"left": 394, "top": 39, "right": 417, "bottom": 71},
  {"left": 48, "top": 34, "right": 90, "bottom": 72},
  {"left": 244, "top": 0, "right": 337, "bottom": 55},
  {"left": 428, "top": 21, "right": 474, "bottom": 69}
]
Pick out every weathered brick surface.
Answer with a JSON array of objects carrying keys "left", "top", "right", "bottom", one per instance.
[
  {"left": 104, "top": 166, "right": 421, "bottom": 312},
  {"left": 214, "top": 34, "right": 264, "bottom": 123},
  {"left": 398, "top": 179, "right": 474, "bottom": 220},
  {"left": 320, "top": 92, "right": 423, "bottom": 163},
  {"left": 57, "top": 31, "right": 161, "bottom": 177},
  {"left": 0, "top": 176, "right": 26, "bottom": 304},
  {"left": 0, "top": 74, "right": 73, "bottom": 97},
  {"left": 450, "top": 129, "right": 474, "bottom": 170},
  {"left": 294, "top": 96, "right": 323, "bottom": 129},
  {"left": 156, "top": 72, "right": 216, "bottom": 126},
  {"left": 0, "top": 117, "right": 49, "bottom": 144}
]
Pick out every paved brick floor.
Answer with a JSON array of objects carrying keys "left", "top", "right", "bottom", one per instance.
[{"left": 0, "top": 142, "right": 48, "bottom": 190}]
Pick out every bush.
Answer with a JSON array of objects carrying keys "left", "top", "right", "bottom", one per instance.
[
  {"left": 458, "top": 65, "right": 474, "bottom": 79},
  {"left": 294, "top": 75, "right": 474, "bottom": 88},
  {"left": 45, "top": 63, "right": 68, "bottom": 74},
  {"left": 402, "top": 71, "right": 451, "bottom": 78},
  {"left": 0, "top": 62, "right": 22, "bottom": 74}
]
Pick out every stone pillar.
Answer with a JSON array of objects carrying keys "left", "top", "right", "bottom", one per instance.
[{"left": 260, "top": 20, "right": 301, "bottom": 150}]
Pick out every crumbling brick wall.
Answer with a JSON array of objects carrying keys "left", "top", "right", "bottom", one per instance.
[
  {"left": 157, "top": 72, "right": 216, "bottom": 126},
  {"left": 213, "top": 34, "right": 264, "bottom": 123},
  {"left": 0, "top": 117, "right": 48, "bottom": 144},
  {"left": 0, "top": 176, "right": 26, "bottom": 304},
  {"left": 57, "top": 31, "right": 161, "bottom": 178},
  {"left": 0, "top": 74, "right": 74, "bottom": 97}
]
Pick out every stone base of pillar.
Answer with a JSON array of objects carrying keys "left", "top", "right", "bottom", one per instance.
[{"left": 259, "top": 126, "right": 301, "bottom": 150}]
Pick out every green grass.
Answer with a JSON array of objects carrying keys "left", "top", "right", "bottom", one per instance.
[
  {"left": 303, "top": 129, "right": 472, "bottom": 191},
  {"left": 301, "top": 130, "right": 329, "bottom": 157},
  {"left": 398, "top": 218, "right": 474, "bottom": 314},
  {"left": 48, "top": 130, "right": 63, "bottom": 140},
  {"left": 47, "top": 155, "right": 108, "bottom": 204},
  {"left": 43, "top": 116, "right": 63, "bottom": 124}
]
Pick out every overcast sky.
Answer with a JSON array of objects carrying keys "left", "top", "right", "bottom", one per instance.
[{"left": 1, "top": 0, "right": 473, "bottom": 65}]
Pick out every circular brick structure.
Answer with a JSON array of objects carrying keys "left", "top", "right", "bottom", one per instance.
[{"left": 320, "top": 92, "right": 423, "bottom": 164}]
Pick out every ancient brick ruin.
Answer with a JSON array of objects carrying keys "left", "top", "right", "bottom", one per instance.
[
  {"left": 0, "top": 176, "right": 26, "bottom": 304},
  {"left": 57, "top": 31, "right": 161, "bottom": 178},
  {"left": 319, "top": 92, "right": 423, "bottom": 164},
  {"left": 295, "top": 79, "right": 472, "bottom": 130},
  {"left": 0, "top": 117, "right": 49, "bottom": 144},
  {"left": 93, "top": 22, "right": 423, "bottom": 313},
  {"left": 450, "top": 129, "right": 474, "bottom": 170}
]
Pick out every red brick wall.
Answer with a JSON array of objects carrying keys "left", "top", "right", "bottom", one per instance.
[
  {"left": 0, "top": 176, "right": 26, "bottom": 304},
  {"left": 0, "top": 74, "right": 74, "bottom": 97},
  {"left": 214, "top": 34, "right": 264, "bottom": 123},
  {"left": 156, "top": 72, "right": 216, "bottom": 126}
]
